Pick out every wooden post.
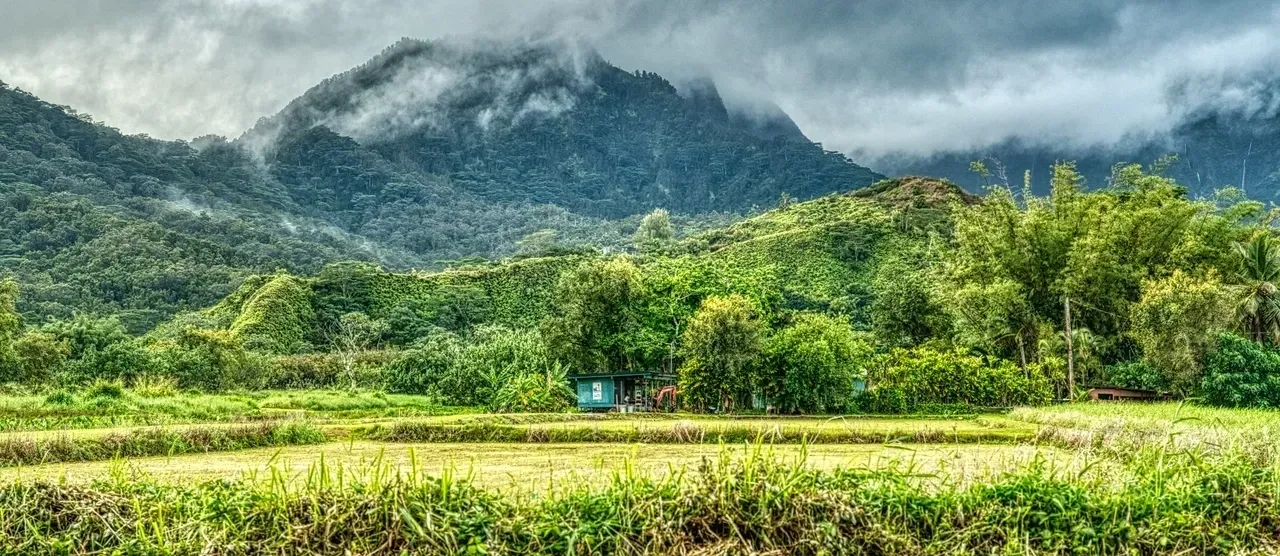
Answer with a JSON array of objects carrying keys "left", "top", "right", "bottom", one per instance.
[{"left": 1064, "top": 297, "right": 1075, "bottom": 401}]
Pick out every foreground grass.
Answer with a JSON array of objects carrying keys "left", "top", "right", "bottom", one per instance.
[{"left": 0, "top": 445, "right": 1275, "bottom": 554}]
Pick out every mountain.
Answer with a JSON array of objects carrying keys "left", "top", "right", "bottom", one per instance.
[
  {"left": 243, "top": 38, "right": 881, "bottom": 218},
  {"left": 882, "top": 110, "right": 1280, "bottom": 198},
  {"left": 0, "top": 38, "right": 882, "bottom": 329}
]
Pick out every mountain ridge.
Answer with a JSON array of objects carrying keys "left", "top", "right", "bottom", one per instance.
[{"left": 0, "top": 38, "right": 884, "bottom": 328}]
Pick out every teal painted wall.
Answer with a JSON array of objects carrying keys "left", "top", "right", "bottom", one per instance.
[{"left": 576, "top": 378, "right": 615, "bottom": 408}]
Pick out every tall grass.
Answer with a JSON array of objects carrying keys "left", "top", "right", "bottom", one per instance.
[
  {"left": 1013, "top": 402, "right": 1280, "bottom": 464},
  {"left": 0, "top": 443, "right": 1276, "bottom": 554},
  {"left": 0, "top": 422, "right": 327, "bottom": 466},
  {"left": 0, "top": 389, "right": 466, "bottom": 432},
  {"left": 370, "top": 419, "right": 1033, "bottom": 445}
]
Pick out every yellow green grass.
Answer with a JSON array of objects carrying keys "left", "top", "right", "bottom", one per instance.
[{"left": 0, "top": 441, "right": 1076, "bottom": 490}]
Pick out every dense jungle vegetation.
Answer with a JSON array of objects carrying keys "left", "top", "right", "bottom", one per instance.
[{"left": 5, "top": 156, "right": 1280, "bottom": 412}]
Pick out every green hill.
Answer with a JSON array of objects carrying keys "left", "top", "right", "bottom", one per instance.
[{"left": 176, "top": 177, "right": 963, "bottom": 354}]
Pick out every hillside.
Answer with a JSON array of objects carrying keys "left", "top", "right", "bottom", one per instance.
[
  {"left": 173, "top": 177, "right": 964, "bottom": 354},
  {"left": 884, "top": 111, "right": 1280, "bottom": 198},
  {"left": 0, "top": 39, "right": 884, "bottom": 329}
]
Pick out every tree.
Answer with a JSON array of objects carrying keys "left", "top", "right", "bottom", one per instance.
[
  {"left": 0, "top": 278, "right": 19, "bottom": 376},
  {"left": 1130, "top": 270, "right": 1235, "bottom": 394},
  {"left": 543, "top": 257, "right": 653, "bottom": 375},
  {"left": 325, "top": 312, "right": 387, "bottom": 389},
  {"left": 10, "top": 332, "right": 69, "bottom": 384},
  {"left": 948, "top": 162, "right": 1249, "bottom": 368},
  {"left": 678, "top": 295, "right": 765, "bottom": 411},
  {"left": 948, "top": 280, "right": 1036, "bottom": 367},
  {"left": 634, "top": 208, "right": 674, "bottom": 249},
  {"left": 1232, "top": 232, "right": 1280, "bottom": 344},
  {"left": 764, "top": 313, "right": 872, "bottom": 414},
  {"left": 868, "top": 251, "right": 950, "bottom": 346}
]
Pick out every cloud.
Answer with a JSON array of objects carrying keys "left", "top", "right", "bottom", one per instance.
[{"left": 3, "top": 0, "right": 1279, "bottom": 159}]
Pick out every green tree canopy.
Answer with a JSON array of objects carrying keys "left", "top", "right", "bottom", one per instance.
[
  {"left": 1232, "top": 232, "right": 1280, "bottom": 344},
  {"left": 764, "top": 313, "right": 872, "bottom": 414},
  {"left": 678, "top": 295, "right": 765, "bottom": 411},
  {"left": 1129, "top": 270, "right": 1235, "bottom": 394},
  {"left": 543, "top": 257, "right": 654, "bottom": 375}
]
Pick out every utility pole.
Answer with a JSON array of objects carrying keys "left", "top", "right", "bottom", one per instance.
[
  {"left": 1242, "top": 140, "right": 1253, "bottom": 196},
  {"left": 1064, "top": 297, "right": 1075, "bottom": 401}
]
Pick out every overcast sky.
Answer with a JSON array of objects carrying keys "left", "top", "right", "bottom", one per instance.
[{"left": 3, "top": 0, "right": 1280, "bottom": 159}]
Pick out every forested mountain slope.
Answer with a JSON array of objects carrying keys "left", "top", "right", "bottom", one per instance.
[
  {"left": 174, "top": 177, "right": 958, "bottom": 356},
  {"left": 246, "top": 38, "right": 881, "bottom": 219},
  {"left": 0, "top": 39, "right": 881, "bottom": 329}
]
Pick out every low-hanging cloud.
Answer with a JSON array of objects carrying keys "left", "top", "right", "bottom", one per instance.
[{"left": 3, "top": 0, "right": 1279, "bottom": 160}]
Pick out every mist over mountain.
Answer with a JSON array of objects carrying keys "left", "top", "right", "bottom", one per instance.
[
  {"left": 878, "top": 90, "right": 1280, "bottom": 198},
  {"left": 0, "top": 37, "right": 879, "bottom": 327},
  {"left": 243, "top": 38, "right": 877, "bottom": 218}
]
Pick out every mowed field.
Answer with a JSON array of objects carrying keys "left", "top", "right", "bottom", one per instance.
[
  {"left": 0, "top": 388, "right": 1071, "bottom": 489},
  {"left": 2, "top": 392, "right": 1280, "bottom": 553}
]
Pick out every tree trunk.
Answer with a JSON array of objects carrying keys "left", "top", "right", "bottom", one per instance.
[{"left": 1064, "top": 297, "right": 1075, "bottom": 401}]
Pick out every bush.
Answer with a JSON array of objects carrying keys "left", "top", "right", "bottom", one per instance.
[
  {"left": 129, "top": 375, "right": 180, "bottom": 398},
  {"left": 154, "top": 328, "right": 282, "bottom": 391},
  {"left": 58, "top": 340, "right": 157, "bottom": 386},
  {"left": 384, "top": 332, "right": 464, "bottom": 397},
  {"left": 85, "top": 379, "right": 125, "bottom": 400},
  {"left": 264, "top": 351, "right": 392, "bottom": 390},
  {"left": 43, "top": 390, "right": 76, "bottom": 406},
  {"left": 10, "top": 332, "right": 69, "bottom": 384},
  {"left": 1104, "top": 361, "right": 1166, "bottom": 392},
  {"left": 1201, "top": 333, "right": 1280, "bottom": 408},
  {"left": 863, "top": 346, "right": 1050, "bottom": 413},
  {"left": 491, "top": 362, "right": 575, "bottom": 413},
  {"left": 382, "top": 326, "right": 556, "bottom": 409}
]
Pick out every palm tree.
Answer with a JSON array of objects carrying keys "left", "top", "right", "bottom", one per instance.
[{"left": 1234, "top": 233, "right": 1280, "bottom": 344}]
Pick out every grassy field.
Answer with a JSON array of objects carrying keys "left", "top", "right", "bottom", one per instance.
[
  {"left": 0, "top": 389, "right": 468, "bottom": 432},
  {"left": 0, "top": 442, "right": 1073, "bottom": 489},
  {"left": 0, "top": 396, "right": 1278, "bottom": 553}
]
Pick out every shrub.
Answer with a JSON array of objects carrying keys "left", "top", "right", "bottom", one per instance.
[
  {"left": 492, "top": 362, "right": 575, "bottom": 413},
  {"left": 130, "top": 374, "right": 180, "bottom": 398},
  {"left": 1201, "top": 333, "right": 1280, "bottom": 408},
  {"left": 10, "top": 332, "right": 69, "bottom": 384},
  {"left": 58, "top": 340, "right": 157, "bottom": 385},
  {"left": 264, "top": 351, "right": 392, "bottom": 390},
  {"left": 85, "top": 379, "right": 125, "bottom": 399},
  {"left": 43, "top": 390, "right": 76, "bottom": 406},
  {"left": 384, "top": 332, "right": 464, "bottom": 397},
  {"left": 460, "top": 325, "right": 553, "bottom": 408},
  {"left": 863, "top": 346, "right": 1050, "bottom": 413},
  {"left": 1104, "top": 361, "right": 1167, "bottom": 392}
]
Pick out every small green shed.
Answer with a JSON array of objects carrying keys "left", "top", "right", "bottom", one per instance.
[{"left": 572, "top": 371, "right": 673, "bottom": 411}]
